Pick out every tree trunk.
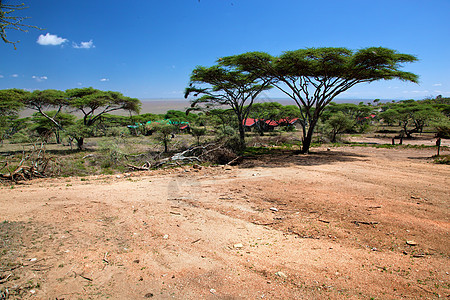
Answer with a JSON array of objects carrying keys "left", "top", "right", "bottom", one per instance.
[
  {"left": 76, "top": 137, "right": 84, "bottom": 150},
  {"left": 237, "top": 123, "right": 246, "bottom": 150},
  {"left": 301, "top": 120, "right": 318, "bottom": 154},
  {"left": 331, "top": 130, "right": 337, "bottom": 143},
  {"left": 55, "top": 130, "right": 61, "bottom": 144},
  {"left": 163, "top": 138, "right": 168, "bottom": 153}
]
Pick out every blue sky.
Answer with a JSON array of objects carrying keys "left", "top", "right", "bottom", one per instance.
[{"left": 0, "top": 0, "right": 449, "bottom": 101}]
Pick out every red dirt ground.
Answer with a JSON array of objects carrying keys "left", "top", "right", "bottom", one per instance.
[{"left": 1, "top": 145, "right": 449, "bottom": 299}]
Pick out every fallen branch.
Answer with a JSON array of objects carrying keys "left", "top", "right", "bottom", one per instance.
[
  {"left": 73, "top": 271, "right": 93, "bottom": 281},
  {"left": 352, "top": 221, "right": 379, "bottom": 226},
  {"left": 0, "top": 273, "right": 12, "bottom": 284}
]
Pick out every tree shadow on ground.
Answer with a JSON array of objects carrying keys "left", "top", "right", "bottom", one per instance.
[
  {"left": 238, "top": 148, "right": 369, "bottom": 168},
  {"left": 0, "top": 148, "right": 95, "bottom": 156}
]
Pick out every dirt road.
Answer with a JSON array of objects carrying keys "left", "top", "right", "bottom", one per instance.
[{"left": 1, "top": 146, "right": 449, "bottom": 299}]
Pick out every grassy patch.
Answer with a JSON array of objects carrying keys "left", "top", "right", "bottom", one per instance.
[{"left": 433, "top": 155, "right": 450, "bottom": 165}]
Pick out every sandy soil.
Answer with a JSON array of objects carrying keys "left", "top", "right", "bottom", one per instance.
[{"left": 0, "top": 146, "right": 449, "bottom": 299}]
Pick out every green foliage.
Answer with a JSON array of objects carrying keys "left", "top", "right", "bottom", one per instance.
[
  {"left": 9, "top": 130, "right": 30, "bottom": 144},
  {"left": 230, "top": 47, "right": 418, "bottom": 153},
  {"left": 164, "top": 110, "right": 197, "bottom": 123},
  {"left": 98, "top": 138, "right": 123, "bottom": 167},
  {"left": 104, "top": 126, "right": 130, "bottom": 137},
  {"left": 0, "top": 2, "right": 42, "bottom": 49},
  {"left": 66, "top": 87, "right": 141, "bottom": 126},
  {"left": 380, "top": 100, "right": 444, "bottom": 137},
  {"left": 433, "top": 155, "right": 450, "bottom": 165},
  {"left": 204, "top": 109, "right": 237, "bottom": 130},
  {"left": 185, "top": 56, "right": 272, "bottom": 147},
  {"left": 149, "top": 121, "right": 177, "bottom": 152},
  {"left": 0, "top": 89, "right": 26, "bottom": 116},
  {"left": 31, "top": 111, "right": 75, "bottom": 143},
  {"left": 223, "top": 134, "right": 245, "bottom": 153},
  {"left": 218, "top": 125, "right": 236, "bottom": 137},
  {"left": 133, "top": 113, "right": 164, "bottom": 124},
  {"left": 432, "top": 118, "right": 450, "bottom": 138},
  {"left": 190, "top": 126, "right": 207, "bottom": 145},
  {"left": 66, "top": 121, "right": 94, "bottom": 149},
  {"left": 325, "top": 112, "right": 355, "bottom": 142}
]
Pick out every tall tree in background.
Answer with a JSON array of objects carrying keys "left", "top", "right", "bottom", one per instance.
[
  {"left": 231, "top": 47, "right": 418, "bottom": 153},
  {"left": 66, "top": 87, "right": 141, "bottom": 127},
  {"left": 0, "top": 0, "right": 41, "bottom": 49},
  {"left": 23, "top": 89, "right": 68, "bottom": 131},
  {"left": 64, "top": 88, "right": 140, "bottom": 149},
  {"left": 185, "top": 56, "right": 271, "bottom": 148},
  {"left": 0, "top": 88, "right": 26, "bottom": 141}
]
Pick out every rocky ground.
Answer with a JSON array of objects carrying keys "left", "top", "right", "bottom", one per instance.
[{"left": 0, "top": 145, "right": 449, "bottom": 299}]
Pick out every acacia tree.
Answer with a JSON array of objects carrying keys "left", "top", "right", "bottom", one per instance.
[
  {"left": 380, "top": 101, "right": 443, "bottom": 137},
  {"left": 65, "top": 88, "right": 140, "bottom": 148},
  {"left": 230, "top": 47, "right": 418, "bottom": 153},
  {"left": 66, "top": 87, "right": 141, "bottom": 127},
  {"left": 0, "top": 1, "right": 41, "bottom": 49},
  {"left": 185, "top": 57, "right": 271, "bottom": 148},
  {"left": 23, "top": 89, "right": 68, "bottom": 131},
  {"left": 31, "top": 111, "right": 75, "bottom": 143},
  {"left": 0, "top": 89, "right": 26, "bottom": 141},
  {"left": 325, "top": 111, "right": 355, "bottom": 142}
]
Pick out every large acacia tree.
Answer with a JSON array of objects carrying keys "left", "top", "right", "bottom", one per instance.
[
  {"left": 185, "top": 57, "right": 271, "bottom": 148},
  {"left": 66, "top": 87, "right": 141, "bottom": 127},
  {"left": 228, "top": 47, "right": 418, "bottom": 153}
]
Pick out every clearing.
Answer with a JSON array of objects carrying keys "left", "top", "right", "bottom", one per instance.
[{"left": 0, "top": 145, "right": 449, "bottom": 299}]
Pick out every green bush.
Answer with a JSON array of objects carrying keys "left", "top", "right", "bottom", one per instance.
[
  {"left": 223, "top": 134, "right": 245, "bottom": 153},
  {"left": 105, "top": 126, "right": 130, "bottom": 137},
  {"left": 218, "top": 125, "right": 235, "bottom": 137},
  {"left": 432, "top": 119, "right": 450, "bottom": 138},
  {"left": 97, "top": 138, "right": 123, "bottom": 167},
  {"left": 9, "top": 130, "right": 30, "bottom": 144}
]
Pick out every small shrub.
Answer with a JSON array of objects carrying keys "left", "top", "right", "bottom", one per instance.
[
  {"left": 434, "top": 155, "right": 450, "bottom": 165},
  {"left": 105, "top": 126, "right": 130, "bottom": 137},
  {"left": 9, "top": 131, "right": 30, "bottom": 144},
  {"left": 223, "top": 134, "right": 245, "bottom": 153},
  {"left": 218, "top": 125, "right": 236, "bottom": 137},
  {"left": 98, "top": 138, "right": 123, "bottom": 167}
]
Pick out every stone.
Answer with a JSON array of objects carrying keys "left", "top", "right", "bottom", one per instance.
[
  {"left": 275, "top": 271, "right": 288, "bottom": 278},
  {"left": 406, "top": 240, "right": 417, "bottom": 246},
  {"left": 233, "top": 243, "right": 243, "bottom": 249},
  {"left": 270, "top": 207, "right": 279, "bottom": 212}
]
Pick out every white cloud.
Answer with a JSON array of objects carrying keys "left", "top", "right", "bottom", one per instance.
[
  {"left": 100, "top": 78, "right": 109, "bottom": 82},
  {"left": 32, "top": 75, "right": 48, "bottom": 82},
  {"left": 73, "top": 40, "right": 95, "bottom": 49},
  {"left": 433, "top": 83, "right": 442, "bottom": 87},
  {"left": 0, "top": 75, "right": 4, "bottom": 78},
  {"left": 37, "top": 33, "right": 68, "bottom": 46},
  {"left": 11, "top": 74, "right": 19, "bottom": 78}
]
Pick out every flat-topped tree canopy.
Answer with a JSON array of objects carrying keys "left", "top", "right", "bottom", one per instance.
[
  {"left": 22, "top": 89, "right": 68, "bottom": 130},
  {"left": 66, "top": 87, "right": 141, "bottom": 126},
  {"left": 0, "top": 89, "right": 27, "bottom": 116},
  {"left": 225, "top": 47, "right": 418, "bottom": 153},
  {"left": 185, "top": 58, "right": 272, "bottom": 148}
]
